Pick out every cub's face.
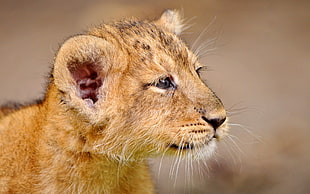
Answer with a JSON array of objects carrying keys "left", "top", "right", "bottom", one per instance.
[
  {"left": 53, "top": 10, "right": 228, "bottom": 160},
  {"left": 112, "top": 27, "right": 228, "bottom": 160}
]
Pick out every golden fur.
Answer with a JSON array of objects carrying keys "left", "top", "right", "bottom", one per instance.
[{"left": 0, "top": 10, "right": 228, "bottom": 193}]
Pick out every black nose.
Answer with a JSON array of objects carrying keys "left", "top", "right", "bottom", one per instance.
[{"left": 202, "top": 116, "right": 226, "bottom": 130}]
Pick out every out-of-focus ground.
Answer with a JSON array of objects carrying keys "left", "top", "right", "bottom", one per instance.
[{"left": 0, "top": 0, "right": 309, "bottom": 193}]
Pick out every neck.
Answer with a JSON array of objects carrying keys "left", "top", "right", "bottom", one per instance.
[
  {"left": 39, "top": 149, "right": 153, "bottom": 193},
  {"left": 39, "top": 83, "right": 154, "bottom": 193}
]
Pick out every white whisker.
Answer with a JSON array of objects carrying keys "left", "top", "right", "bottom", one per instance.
[
  {"left": 157, "top": 133, "right": 180, "bottom": 180},
  {"left": 228, "top": 123, "right": 263, "bottom": 143},
  {"left": 191, "top": 16, "right": 217, "bottom": 53}
]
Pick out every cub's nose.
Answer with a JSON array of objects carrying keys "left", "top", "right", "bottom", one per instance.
[{"left": 202, "top": 116, "right": 226, "bottom": 130}]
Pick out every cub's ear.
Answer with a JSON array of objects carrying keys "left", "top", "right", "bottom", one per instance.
[
  {"left": 53, "top": 35, "right": 118, "bottom": 110},
  {"left": 155, "top": 9, "right": 184, "bottom": 35}
]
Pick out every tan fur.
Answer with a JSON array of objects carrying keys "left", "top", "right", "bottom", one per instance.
[{"left": 0, "top": 10, "right": 228, "bottom": 193}]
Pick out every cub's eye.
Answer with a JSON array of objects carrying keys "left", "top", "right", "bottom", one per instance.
[
  {"left": 196, "top": 66, "right": 203, "bottom": 75},
  {"left": 196, "top": 66, "right": 207, "bottom": 76},
  {"left": 155, "top": 76, "right": 175, "bottom": 90},
  {"left": 196, "top": 67, "right": 202, "bottom": 73}
]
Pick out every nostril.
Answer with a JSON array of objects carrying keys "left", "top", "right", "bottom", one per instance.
[{"left": 201, "top": 116, "right": 226, "bottom": 130}]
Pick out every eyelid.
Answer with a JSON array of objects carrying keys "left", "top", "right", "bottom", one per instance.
[
  {"left": 196, "top": 66, "right": 207, "bottom": 74},
  {"left": 196, "top": 66, "right": 203, "bottom": 72}
]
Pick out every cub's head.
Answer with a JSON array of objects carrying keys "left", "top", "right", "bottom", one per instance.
[{"left": 52, "top": 10, "right": 228, "bottom": 161}]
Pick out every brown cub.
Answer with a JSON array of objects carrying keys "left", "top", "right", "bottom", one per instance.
[{"left": 0, "top": 10, "right": 228, "bottom": 193}]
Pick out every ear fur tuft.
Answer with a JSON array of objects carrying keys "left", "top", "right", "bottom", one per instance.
[{"left": 155, "top": 9, "right": 184, "bottom": 35}]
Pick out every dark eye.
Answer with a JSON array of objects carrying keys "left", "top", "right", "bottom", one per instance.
[
  {"left": 196, "top": 66, "right": 203, "bottom": 75},
  {"left": 196, "top": 66, "right": 207, "bottom": 76},
  {"left": 155, "top": 76, "right": 175, "bottom": 90}
]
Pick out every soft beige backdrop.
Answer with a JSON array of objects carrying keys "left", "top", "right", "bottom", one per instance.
[{"left": 1, "top": 0, "right": 309, "bottom": 193}]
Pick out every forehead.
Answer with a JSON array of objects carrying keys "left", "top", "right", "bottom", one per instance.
[{"left": 111, "top": 20, "right": 198, "bottom": 72}]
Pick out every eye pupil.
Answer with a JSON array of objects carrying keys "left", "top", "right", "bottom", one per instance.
[{"left": 155, "top": 77, "right": 174, "bottom": 89}]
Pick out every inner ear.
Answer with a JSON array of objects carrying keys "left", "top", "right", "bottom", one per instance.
[{"left": 68, "top": 62, "right": 103, "bottom": 104}]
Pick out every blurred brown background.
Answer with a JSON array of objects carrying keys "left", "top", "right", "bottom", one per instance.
[{"left": 0, "top": 0, "right": 309, "bottom": 193}]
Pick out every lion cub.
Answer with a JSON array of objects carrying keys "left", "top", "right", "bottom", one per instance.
[{"left": 0, "top": 10, "right": 228, "bottom": 193}]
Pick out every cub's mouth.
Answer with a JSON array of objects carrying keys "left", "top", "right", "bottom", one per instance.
[
  {"left": 166, "top": 124, "right": 229, "bottom": 152},
  {"left": 168, "top": 143, "right": 195, "bottom": 150},
  {"left": 165, "top": 137, "right": 218, "bottom": 160},
  {"left": 167, "top": 137, "right": 215, "bottom": 151}
]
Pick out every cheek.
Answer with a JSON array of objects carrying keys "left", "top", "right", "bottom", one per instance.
[{"left": 125, "top": 93, "right": 172, "bottom": 127}]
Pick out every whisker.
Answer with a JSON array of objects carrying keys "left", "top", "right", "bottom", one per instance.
[
  {"left": 225, "top": 135, "right": 245, "bottom": 166},
  {"left": 196, "top": 158, "right": 204, "bottom": 180},
  {"left": 178, "top": 16, "right": 197, "bottom": 35},
  {"left": 157, "top": 133, "right": 180, "bottom": 180},
  {"left": 221, "top": 140, "right": 240, "bottom": 166},
  {"left": 228, "top": 123, "right": 263, "bottom": 143},
  {"left": 175, "top": 143, "right": 185, "bottom": 187},
  {"left": 191, "top": 16, "right": 217, "bottom": 53},
  {"left": 227, "top": 108, "right": 258, "bottom": 117},
  {"left": 227, "top": 135, "right": 245, "bottom": 155},
  {"left": 226, "top": 103, "right": 262, "bottom": 117},
  {"left": 169, "top": 138, "right": 181, "bottom": 179},
  {"left": 172, "top": 136, "right": 185, "bottom": 185},
  {"left": 194, "top": 37, "right": 219, "bottom": 59},
  {"left": 227, "top": 133, "right": 241, "bottom": 141}
]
